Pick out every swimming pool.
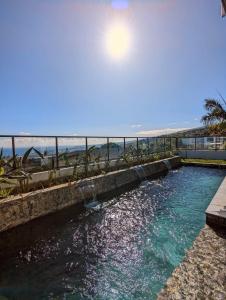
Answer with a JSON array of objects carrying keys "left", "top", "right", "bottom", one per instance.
[{"left": 0, "top": 166, "right": 225, "bottom": 299}]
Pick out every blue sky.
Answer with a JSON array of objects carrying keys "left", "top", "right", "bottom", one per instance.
[{"left": 0, "top": 0, "right": 225, "bottom": 136}]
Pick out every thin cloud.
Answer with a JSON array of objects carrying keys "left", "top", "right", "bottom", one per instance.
[
  {"left": 167, "top": 122, "right": 177, "bottom": 126},
  {"left": 19, "top": 132, "right": 31, "bottom": 135},
  {"left": 130, "top": 124, "right": 142, "bottom": 128}
]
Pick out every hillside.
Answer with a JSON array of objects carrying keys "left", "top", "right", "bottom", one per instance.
[{"left": 162, "top": 127, "right": 211, "bottom": 137}]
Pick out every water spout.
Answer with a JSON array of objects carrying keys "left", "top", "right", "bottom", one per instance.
[
  {"left": 84, "top": 199, "right": 101, "bottom": 210},
  {"left": 83, "top": 180, "right": 101, "bottom": 210},
  {"left": 163, "top": 159, "right": 172, "bottom": 170},
  {"left": 134, "top": 165, "right": 147, "bottom": 181}
]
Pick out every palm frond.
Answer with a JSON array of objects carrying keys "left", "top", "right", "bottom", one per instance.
[
  {"left": 22, "top": 147, "right": 44, "bottom": 165},
  {"left": 33, "top": 148, "right": 44, "bottom": 159},
  {"left": 204, "top": 99, "right": 224, "bottom": 112},
  {"left": 210, "top": 108, "right": 226, "bottom": 120},
  {"left": 0, "top": 166, "right": 4, "bottom": 176},
  {"left": 202, "top": 97, "right": 226, "bottom": 129},
  {"left": 217, "top": 91, "right": 226, "bottom": 106},
  {"left": 201, "top": 113, "right": 219, "bottom": 125},
  {"left": 88, "top": 146, "right": 96, "bottom": 153},
  {"left": 22, "top": 147, "right": 34, "bottom": 165}
]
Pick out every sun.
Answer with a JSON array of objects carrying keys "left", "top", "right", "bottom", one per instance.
[{"left": 105, "top": 23, "right": 131, "bottom": 60}]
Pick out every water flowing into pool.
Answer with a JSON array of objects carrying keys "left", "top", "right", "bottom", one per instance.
[{"left": 0, "top": 166, "right": 225, "bottom": 300}]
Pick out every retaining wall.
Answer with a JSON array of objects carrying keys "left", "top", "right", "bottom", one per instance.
[{"left": 0, "top": 157, "right": 181, "bottom": 233}]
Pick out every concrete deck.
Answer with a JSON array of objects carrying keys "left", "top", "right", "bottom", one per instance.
[
  {"left": 158, "top": 225, "right": 226, "bottom": 300},
  {"left": 206, "top": 176, "right": 226, "bottom": 227}
]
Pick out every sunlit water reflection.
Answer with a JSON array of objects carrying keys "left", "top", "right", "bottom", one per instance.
[{"left": 0, "top": 167, "right": 225, "bottom": 299}]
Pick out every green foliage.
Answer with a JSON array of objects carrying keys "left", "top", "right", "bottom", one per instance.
[
  {"left": 201, "top": 97, "right": 226, "bottom": 135},
  {"left": 22, "top": 147, "right": 44, "bottom": 165},
  {"left": 83, "top": 146, "right": 96, "bottom": 176},
  {"left": 102, "top": 161, "right": 110, "bottom": 174},
  {"left": 48, "top": 169, "right": 57, "bottom": 186},
  {"left": 0, "top": 148, "right": 15, "bottom": 198},
  {"left": 0, "top": 146, "right": 45, "bottom": 196},
  {"left": 182, "top": 158, "right": 226, "bottom": 165},
  {"left": 59, "top": 152, "right": 70, "bottom": 167},
  {"left": 152, "top": 153, "right": 161, "bottom": 161},
  {"left": 121, "top": 152, "right": 133, "bottom": 168},
  {"left": 72, "top": 154, "right": 83, "bottom": 181},
  {"left": 0, "top": 188, "right": 12, "bottom": 198},
  {"left": 208, "top": 121, "right": 226, "bottom": 135},
  {"left": 94, "top": 154, "right": 103, "bottom": 174}
]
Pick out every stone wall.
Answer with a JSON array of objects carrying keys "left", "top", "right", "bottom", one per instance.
[{"left": 0, "top": 157, "right": 181, "bottom": 233}]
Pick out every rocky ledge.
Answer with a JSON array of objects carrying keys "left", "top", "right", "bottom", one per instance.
[{"left": 158, "top": 225, "right": 226, "bottom": 300}]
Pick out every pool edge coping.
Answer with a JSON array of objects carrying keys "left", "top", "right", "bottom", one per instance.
[
  {"left": 182, "top": 161, "right": 226, "bottom": 169},
  {"left": 205, "top": 176, "right": 226, "bottom": 228}
]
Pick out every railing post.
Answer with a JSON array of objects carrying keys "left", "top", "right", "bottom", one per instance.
[
  {"left": 175, "top": 137, "right": 178, "bottom": 150},
  {"left": 148, "top": 137, "right": 150, "bottom": 155},
  {"left": 55, "top": 137, "right": 59, "bottom": 169},
  {"left": 194, "top": 137, "right": 196, "bottom": 151},
  {"left": 85, "top": 137, "right": 88, "bottom": 176},
  {"left": 123, "top": 137, "right": 126, "bottom": 155},
  {"left": 136, "top": 137, "right": 139, "bottom": 159},
  {"left": 107, "top": 137, "right": 110, "bottom": 161},
  {"left": 12, "top": 136, "right": 16, "bottom": 169}
]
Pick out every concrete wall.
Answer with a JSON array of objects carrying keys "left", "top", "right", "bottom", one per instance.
[
  {"left": 0, "top": 156, "right": 181, "bottom": 233},
  {"left": 178, "top": 150, "right": 226, "bottom": 160}
]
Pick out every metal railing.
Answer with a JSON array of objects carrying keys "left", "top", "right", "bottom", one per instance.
[
  {"left": 176, "top": 136, "right": 226, "bottom": 151},
  {"left": 0, "top": 135, "right": 225, "bottom": 172}
]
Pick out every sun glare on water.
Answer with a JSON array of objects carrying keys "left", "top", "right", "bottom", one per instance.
[{"left": 105, "top": 23, "right": 131, "bottom": 60}]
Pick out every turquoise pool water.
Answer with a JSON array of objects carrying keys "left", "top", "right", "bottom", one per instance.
[{"left": 0, "top": 166, "right": 225, "bottom": 300}]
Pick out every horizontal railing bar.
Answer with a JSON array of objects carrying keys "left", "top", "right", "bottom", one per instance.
[
  {"left": 0, "top": 134, "right": 225, "bottom": 139},
  {"left": 0, "top": 135, "right": 161, "bottom": 139}
]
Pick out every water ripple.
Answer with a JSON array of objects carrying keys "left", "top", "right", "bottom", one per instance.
[{"left": 0, "top": 166, "right": 225, "bottom": 300}]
